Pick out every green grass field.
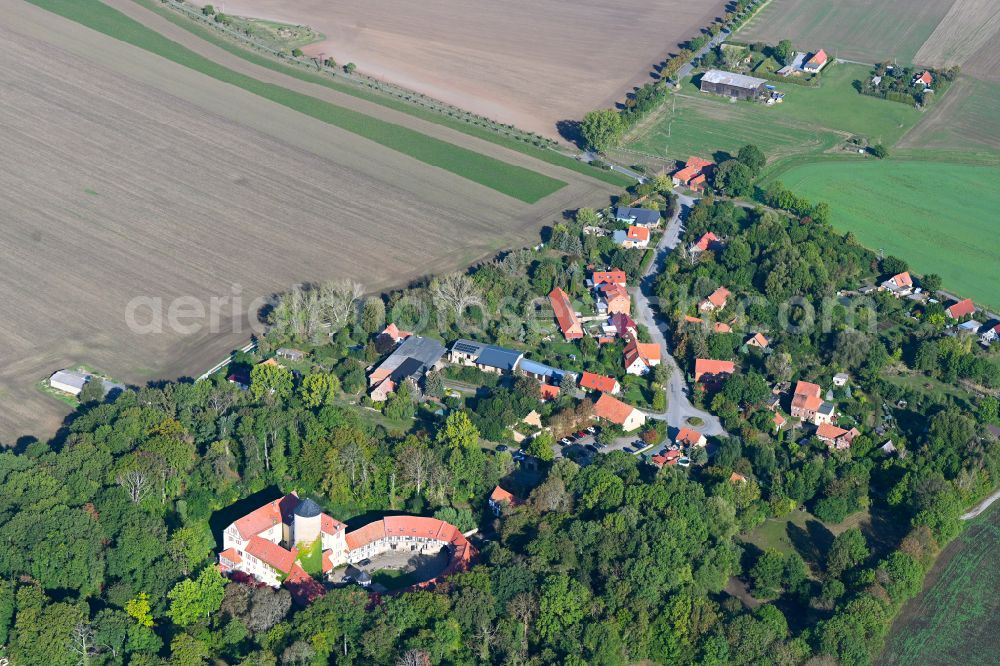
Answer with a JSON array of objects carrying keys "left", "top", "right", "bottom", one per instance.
[
  {"left": 779, "top": 160, "right": 1000, "bottom": 309},
  {"left": 29, "top": 0, "right": 567, "bottom": 203},
  {"left": 878, "top": 504, "right": 1000, "bottom": 665},
  {"left": 626, "top": 63, "right": 921, "bottom": 172},
  {"left": 131, "top": 0, "right": 632, "bottom": 188}
]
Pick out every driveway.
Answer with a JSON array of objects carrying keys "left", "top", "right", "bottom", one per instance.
[{"left": 633, "top": 193, "right": 728, "bottom": 437}]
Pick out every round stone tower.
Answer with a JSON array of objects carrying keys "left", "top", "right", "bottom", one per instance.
[{"left": 293, "top": 497, "right": 322, "bottom": 545}]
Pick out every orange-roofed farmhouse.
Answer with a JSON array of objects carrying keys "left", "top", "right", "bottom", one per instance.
[
  {"left": 592, "top": 269, "right": 627, "bottom": 287},
  {"left": 913, "top": 70, "right": 933, "bottom": 87},
  {"left": 600, "top": 282, "right": 631, "bottom": 316},
  {"left": 880, "top": 271, "right": 913, "bottom": 296},
  {"left": 791, "top": 380, "right": 834, "bottom": 425},
  {"left": 699, "top": 287, "right": 730, "bottom": 312},
  {"left": 746, "top": 333, "right": 769, "bottom": 349},
  {"left": 615, "top": 225, "right": 650, "bottom": 249},
  {"left": 549, "top": 287, "right": 583, "bottom": 339},
  {"left": 489, "top": 485, "right": 521, "bottom": 516},
  {"left": 624, "top": 338, "right": 662, "bottom": 375},
  {"left": 579, "top": 371, "right": 621, "bottom": 395},
  {"left": 673, "top": 156, "right": 714, "bottom": 190},
  {"left": 676, "top": 427, "right": 707, "bottom": 448},
  {"left": 689, "top": 231, "right": 721, "bottom": 255},
  {"left": 594, "top": 393, "right": 646, "bottom": 432},
  {"left": 694, "top": 359, "right": 735, "bottom": 383},
  {"left": 803, "top": 49, "right": 828, "bottom": 73},
  {"left": 946, "top": 298, "right": 975, "bottom": 320},
  {"left": 816, "top": 423, "right": 860, "bottom": 450}
]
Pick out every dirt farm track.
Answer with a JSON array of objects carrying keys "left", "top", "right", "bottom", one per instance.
[
  {"left": 217, "top": 0, "right": 729, "bottom": 138},
  {"left": 0, "top": 0, "right": 615, "bottom": 442}
]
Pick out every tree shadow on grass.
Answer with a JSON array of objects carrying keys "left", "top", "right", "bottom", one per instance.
[{"left": 786, "top": 520, "right": 835, "bottom": 572}]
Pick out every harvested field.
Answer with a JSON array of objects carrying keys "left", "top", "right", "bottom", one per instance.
[
  {"left": 209, "top": 0, "right": 729, "bottom": 138},
  {"left": 897, "top": 77, "right": 1000, "bottom": 156},
  {"left": 735, "top": 0, "right": 952, "bottom": 65},
  {"left": 912, "top": 0, "right": 1000, "bottom": 73},
  {"left": 0, "top": 0, "right": 614, "bottom": 442}
]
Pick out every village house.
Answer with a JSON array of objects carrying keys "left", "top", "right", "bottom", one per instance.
[
  {"left": 614, "top": 225, "right": 651, "bottom": 249},
  {"left": 652, "top": 449, "right": 682, "bottom": 467},
  {"left": 880, "top": 271, "right": 914, "bottom": 297},
  {"left": 746, "top": 333, "right": 770, "bottom": 349},
  {"left": 448, "top": 339, "right": 524, "bottom": 374},
  {"left": 676, "top": 427, "right": 707, "bottom": 448},
  {"left": 945, "top": 298, "right": 976, "bottom": 320},
  {"left": 688, "top": 231, "right": 721, "bottom": 257},
  {"left": 539, "top": 384, "right": 561, "bottom": 401},
  {"left": 593, "top": 393, "right": 646, "bottom": 432},
  {"left": 624, "top": 338, "right": 662, "bottom": 375},
  {"left": 517, "top": 357, "right": 574, "bottom": 388},
  {"left": 802, "top": 49, "right": 828, "bottom": 73},
  {"left": 548, "top": 287, "right": 583, "bottom": 340},
  {"left": 816, "top": 423, "right": 860, "bottom": 450},
  {"left": 912, "top": 71, "right": 933, "bottom": 87},
  {"left": 672, "top": 157, "right": 714, "bottom": 192},
  {"left": 610, "top": 312, "right": 639, "bottom": 339},
  {"left": 790, "top": 380, "right": 834, "bottom": 425},
  {"left": 591, "top": 269, "right": 627, "bottom": 288},
  {"left": 694, "top": 359, "right": 735, "bottom": 384},
  {"left": 579, "top": 371, "right": 621, "bottom": 395},
  {"left": 488, "top": 486, "right": 521, "bottom": 516},
  {"left": 377, "top": 323, "right": 413, "bottom": 348},
  {"left": 219, "top": 493, "right": 475, "bottom": 592},
  {"left": 598, "top": 282, "right": 631, "bottom": 315},
  {"left": 730, "top": 472, "right": 748, "bottom": 483},
  {"left": 368, "top": 335, "right": 445, "bottom": 401},
  {"left": 980, "top": 323, "right": 1000, "bottom": 345},
  {"left": 614, "top": 206, "right": 661, "bottom": 227},
  {"left": 832, "top": 373, "right": 850, "bottom": 387},
  {"left": 700, "top": 70, "right": 767, "bottom": 100},
  {"left": 699, "top": 286, "right": 731, "bottom": 312},
  {"left": 773, "top": 412, "right": 787, "bottom": 432},
  {"left": 713, "top": 322, "right": 732, "bottom": 333}
]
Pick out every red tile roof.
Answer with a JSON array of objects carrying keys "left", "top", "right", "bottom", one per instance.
[
  {"left": 676, "top": 428, "right": 705, "bottom": 446},
  {"left": 344, "top": 520, "right": 387, "bottom": 551},
  {"left": 321, "top": 513, "right": 346, "bottom": 535},
  {"left": 380, "top": 323, "right": 412, "bottom": 343},
  {"left": 747, "top": 332, "right": 769, "bottom": 348},
  {"left": 946, "top": 298, "right": 975, "bottom": 319},
  {"left": 539, "top": 384, "right": 561, "bottom": 400},
  {"left": 245, "top": 536, "right": 298, "bottom": 573},
  {"left": 549, "top": 287, "right": 583, "bottom": 339},
  {"left": 593, "top": 269, "right": 627, "bottom": 286},
  {"left": 685, "top": 315, "right": 704, "bottom": 324},
  {"left": 891, "top": 271, "right": 913, "bottom": 288},
  {"left": 673, "top": 164, "right": 701, "bottom": 184},
  {"left": 694, "top": 359, "right": 735, "bottom": 382},
  {"left": 816, "top": 423, "right": 847, "bottom": 440},
  {"left": 580, "top": 371, "right": 619, "bottom": 393},
  {"left": 730, "top": 472, "right": 747, "bottom": 483},
  {"left": 594, "top": 393, "right": 638, "bottom": 425},
  {"left": 693, "top": 231, "right": 720, "bottom": 252},
  {"left": 219, "top": 547, "right": 242, "bottom": 566},
  {"left": 234, "top": 494, "right": 299, "bottom": 540},
  {"left": 807, "top": 49, "right": 828, "bottom": 67},
  {"left": 625, "top": 338, "right": 661, "bottom": 367},
  {"left": 627, "top": 226, "right": 650, "bottom": 242},
  {"left": 611, "top": 312, "right": 638, "bottom": 336},
  {"left": 687, "top": 156, "right": 714, "bottom": 169},
  {"left": 705, "top": 287, "right": 730, "bottom": 308},
  {"left": 774, "top": 412, "right": 786, "bottom": 428},
  {"left": 713, "top": 322, "right": 732, "bottom": 333},
  {"left": 490, "top": 485, "right": 517, "bottom": 505},
  {"left": 652, "top": 449, "right": 682, "bottom": 466},
  {"left": 916, "top": 71, "right": 932, "bottom": 85},
  {"left": 792, "top": 380, "right": 824, "bottom": 412}
]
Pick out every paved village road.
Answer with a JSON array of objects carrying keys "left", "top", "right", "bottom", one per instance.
[
  {"left": 634, "top": 193, "right": 728, "bottom": 436},
  {"left": 961, "top": 487, "right": 1000, "bottom": 520}
]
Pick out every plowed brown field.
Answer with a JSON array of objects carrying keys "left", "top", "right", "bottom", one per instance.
[
  {"left": 214, "top": 0, "right": 728, "bottom": 137},
  {"left": 0, "top": 0, "right": 613, "bottom": 442}
]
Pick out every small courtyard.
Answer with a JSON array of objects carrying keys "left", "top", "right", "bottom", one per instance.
[{"left": 330, "top": 547, "right": 452, "bottom": 593}]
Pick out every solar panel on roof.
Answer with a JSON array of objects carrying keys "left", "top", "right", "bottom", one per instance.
[{"left": 453, "top": 342, "right": 481, "bottom": 354}]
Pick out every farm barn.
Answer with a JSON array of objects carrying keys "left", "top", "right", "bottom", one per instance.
[{"left": 700, "top": 70, "right": 767, "bottom": 100}]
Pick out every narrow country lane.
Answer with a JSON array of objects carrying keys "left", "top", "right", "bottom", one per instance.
[{"left": 634, "top": 193, "right": 728, "bottom": 436}]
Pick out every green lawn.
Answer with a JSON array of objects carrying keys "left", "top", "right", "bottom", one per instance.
[
  {"left": 779, "top": 160, "right": 1000, "bottom": 309},
  {"left": 626, "top": 63, "right": 921, "bottom": 172},
  {"left": 371, "top": 568, "right": 418, "bottom": 590},
  {"left": 878, "top": 504, "right": 1000, "bottom": 665},
  {"left": 297, "top": 539, "right": 324, "bottom": 577},
  {"left": 131, "top": 0, "right": 632, "bottom": 188},
  {"left": 29, "top": 0, "right": 567, "bottom": 203}
]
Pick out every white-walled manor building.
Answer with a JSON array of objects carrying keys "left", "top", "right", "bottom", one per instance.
[{"left": 218, "top": 493, "right": 474, "bottom": 592}]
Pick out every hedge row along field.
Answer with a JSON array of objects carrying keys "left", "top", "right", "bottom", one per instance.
[
  {"left": 27, "top": 0, "right": 567, "bottom": 203},
  {"left": 131, "top": 0, "right": 633, "bottom": 188}
]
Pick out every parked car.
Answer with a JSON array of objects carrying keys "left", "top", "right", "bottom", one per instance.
[
  {"left": 575, "top": 431, "right": 587, "bottom": 439},
  {"left": 560, "top": 438, "right": 572, "bottom": 446},
  {"left": 586, "top": 426, "right": 597, "bottom": 434},
  {"left": 495, "top": 445, "right": 509, "bottom": 453}
]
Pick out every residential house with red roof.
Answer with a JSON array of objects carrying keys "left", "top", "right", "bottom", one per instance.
[
  {"left": 600, "top": 282, "right": 631, "bottom": 315},
  {"left": 816, "top": 423, "right": 860, "bottom": 450},
  {"left": 676, "top": 427, "right": 707, "bottom": 448},
  {"left": 579, "top": 371, "right": 621, "bottom": 395},
  {"left": 489, "top": 485, "right": 521, "bottom": 516},
  {"left": 880, "top": 271, "right": 914, "bottom": 297},
  {"left": 378, "top": 323, "right": 412, "bottom": 347},
  {"left": 548, "top": 287, "right": 583, "bottom": 340},
  {"left": 694, "top": 359, "right": 735, "bottom": 384},
  {"left": 592, "top": 269, "right": 627, "bottom": 287},
  {"left": 651, "top": 449, "right": 682, "bottom": 467},
  {"left": 699, "top": 287, "right": 730, "bottom": 312},
  {"left": 713, "top": 322, "right": 732, "bottom": 333},
  {"left": 614, "top": 225, "right": 651, "bottom": 249},
  {"left": 672, "top": 156, "right": 714, "bottom": 191},
  {"left": 624, "top": 338, "right": 662, "bottom": 375},
  {"left": 539, "top": 384, "right": 561, "bottom": 401},
  {"left": 611, "top": 312, "right": 638, "bottom": 339},
  {"left": 746, "top": 333, "right": 769, "bottom": 349},
  {"left": 946, "top": 298, "right": 976, "bottom": 320},
  {"left": 791, "top": 380, "right": 834, "bottom": 425},
  {"left": 912, "top": 70, "right": 933, "bottom": 87},
  {"left": 689, "top": 231, "right": 721, "bottom": 257},
  {"left": 594, "top": 393, "right": 646, "bottom": 432},
  {"left": 803, "top": 49, "right": 828, "bottom": 73}
]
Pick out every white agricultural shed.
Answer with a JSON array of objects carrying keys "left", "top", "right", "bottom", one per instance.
[{"left": 49, "top": 369, "right": 89, "bottom": 396}]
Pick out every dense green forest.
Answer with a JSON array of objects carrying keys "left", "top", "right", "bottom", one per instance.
[{"left": 1, "top": 183, "right": 998, "bottom": 665}]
